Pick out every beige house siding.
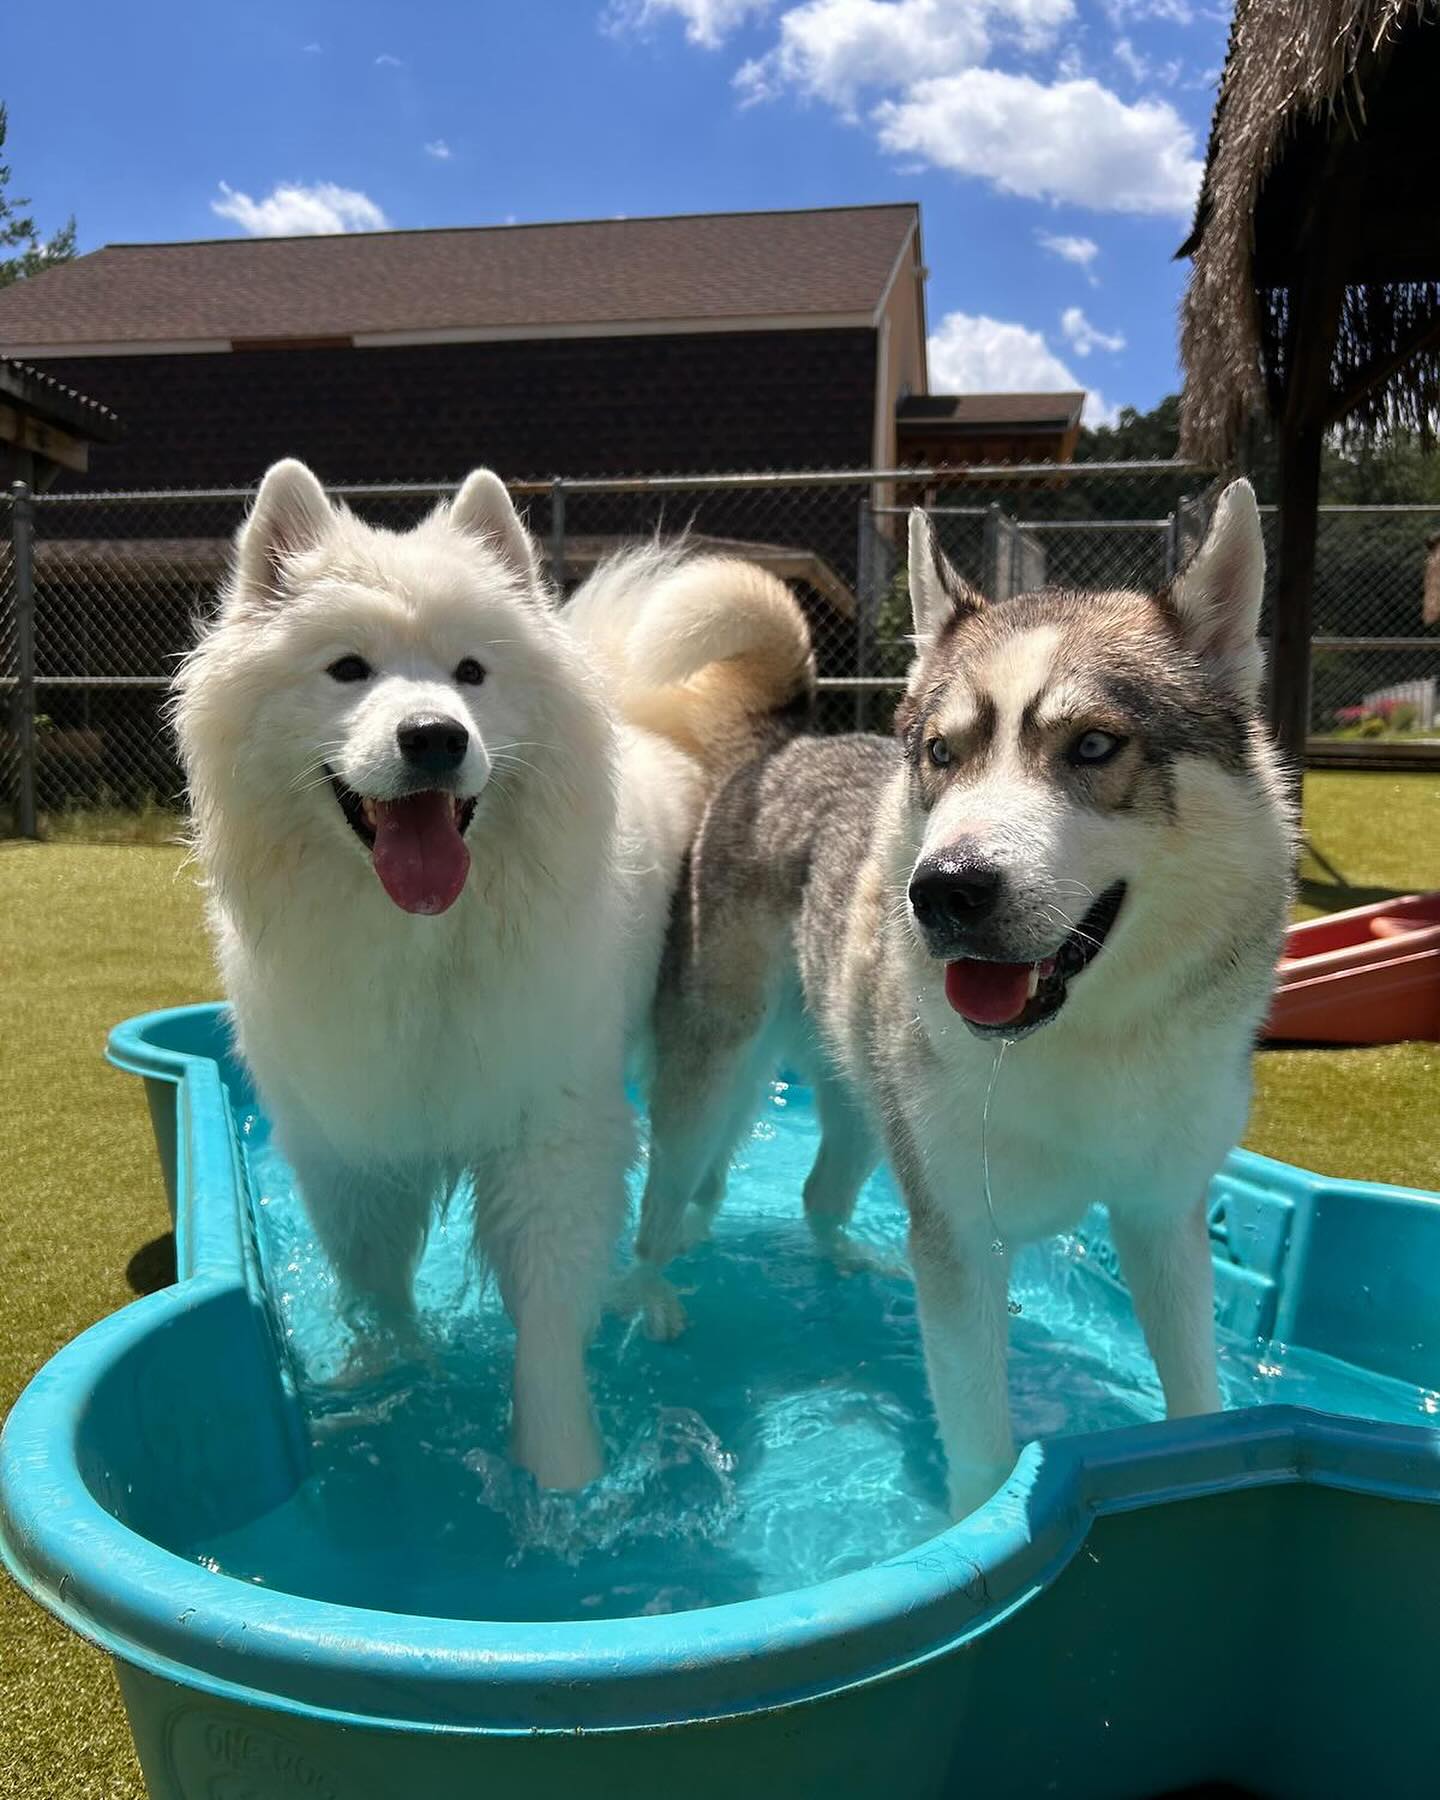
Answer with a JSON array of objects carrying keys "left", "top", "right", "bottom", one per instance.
[{"left": 868, "top": 221, "right": 928, "bottom": 534}]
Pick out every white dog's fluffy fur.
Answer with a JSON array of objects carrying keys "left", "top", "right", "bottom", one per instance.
[{"left": 173, "top": 459, "right": 811, "bottom": 1490}]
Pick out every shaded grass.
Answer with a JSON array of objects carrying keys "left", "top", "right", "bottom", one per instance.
[{"left": 1, "top": 773, "right": 1438, "bottom": 1794}]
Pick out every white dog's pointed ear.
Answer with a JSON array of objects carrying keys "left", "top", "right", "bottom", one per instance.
[
  {"left": 236, "top": 459, "right": 333, "bottom": 599},
  {"left": 449, "top": 469, "right": 539, "bottom": 587},
  {"left": 1168, "top": 479, "right": 1266, "bottom": 699},
  {"left": 908, "top": 508, "right": 985, "bottom": 643}
]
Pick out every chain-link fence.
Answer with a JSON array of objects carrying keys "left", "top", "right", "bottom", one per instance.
[
  {"left": 1269, "top": 504, "right": 1440, "bottom": 747},
  {"left": 3, "top": 462, "right": 1437, "bottom": 838}
]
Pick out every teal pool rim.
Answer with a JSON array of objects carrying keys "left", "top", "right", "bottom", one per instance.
[{"left": 2, "top": 1001, "right": 1439, "bottom": 1734}]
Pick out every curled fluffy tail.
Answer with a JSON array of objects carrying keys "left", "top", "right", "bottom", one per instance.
[{"left": 563, "top": 541, "right": 815, "bottom": 772}]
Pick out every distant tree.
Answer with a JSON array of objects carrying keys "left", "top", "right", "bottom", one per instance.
[
  {"left": 1078, "top": 390, "right": 1440, "bottom": 506},
  {"left": 1075, "top": 394, "right": 1182, "bottom": 465},
  {"left": 0, "top": 103, "right": 76, "bottom": 289}
]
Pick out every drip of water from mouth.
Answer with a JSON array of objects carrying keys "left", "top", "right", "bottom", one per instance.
[
  {"left": 981, "top": 1038, "right": 1023, "bottom": 1316},
  {"left": 981, "top": 1039, "right": 1009, "bottom": 1256}
]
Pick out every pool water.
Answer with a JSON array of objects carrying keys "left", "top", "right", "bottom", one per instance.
[{"left": 187, "top": 1080, "right": 1433, "bottom": 1621}]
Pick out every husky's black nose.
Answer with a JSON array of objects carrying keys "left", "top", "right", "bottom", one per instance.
[
  {"left": 397, "top": 714, "right": 469, "bottom": 776},
  {"left": 909, "top": 853, "right": 1004, "bottom": 933}
]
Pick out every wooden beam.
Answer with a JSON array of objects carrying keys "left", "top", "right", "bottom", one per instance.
[
  {"left": 1272, "top": 417, "right": 1325, "bottom": 774},
  {"left": 0, "top": 403, "right": 89, "bottom": 472},
  {"left": 1325, "top": 306, "right": 1440, "bottom": 426},
  {"left": 1269, "top": 145, "right": 1357, "bottom": 780}
]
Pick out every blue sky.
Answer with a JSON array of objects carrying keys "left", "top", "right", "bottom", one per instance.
[{"left": 5, "top": 0, "right": 1229, "bottom": 421}]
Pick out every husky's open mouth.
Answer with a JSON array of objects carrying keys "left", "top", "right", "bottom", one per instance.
[
  {"left": 943, "top": 881, "right": 1128, "bottom": 1039},
  {"left": 327, "top": 767, "right": 478, "bottom": 916}
]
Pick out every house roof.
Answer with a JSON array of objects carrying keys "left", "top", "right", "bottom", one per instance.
[
  {"left": 0, "top": 355, "right": 122, "bottom": 439},
  {"left": 0, "top": 205, "right": 920, "bottom": 356},
  {"left": 897, "top": 392, "right": 1084, "bottom": 430}
]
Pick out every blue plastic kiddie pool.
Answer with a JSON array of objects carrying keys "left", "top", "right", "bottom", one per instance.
[{"left": 3, "top": 1001, "right": 1440, "bottom": 1798}]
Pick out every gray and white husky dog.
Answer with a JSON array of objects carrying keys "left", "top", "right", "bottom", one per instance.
[{"left": 632, "top": 480, "right": 1293, "bottom": 1517}]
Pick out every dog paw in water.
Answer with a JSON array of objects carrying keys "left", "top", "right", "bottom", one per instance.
[
  {"left": 611, "top": 1263, "right": 691, "bottom": 1342},
  {"left": 328, "top": 1306, "right": 433, "bottom": 1390},
  {"left": 809, "top": 1218, "right": 909, "bottom": 1280},
  {"left": 678, "top": 1201, "right": 719, "bottom": 1253}
]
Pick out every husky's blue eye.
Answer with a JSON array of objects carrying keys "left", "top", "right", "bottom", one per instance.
[
  {"left": 327, "top": 655, "right": 371, "bottom": 683},
  {"left": 454, "top": 658, "right": 487, "bottom": 686},
  {"left": 927, "top": 736, "right": 952, "bottom": 768},
  {"left": 1072, "top": 729, "right": 1124, "bottom": 766}
]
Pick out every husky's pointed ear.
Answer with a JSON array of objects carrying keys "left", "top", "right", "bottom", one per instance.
[
  {"left": 236, "top": 459, "right": 333, "bottom": 601},
  {"left": 1167, "top": 479, "right": 1266, "bottom": 700},
  {"left": 908, "top": 508, "right": 984, "bottom": 644},
  {"left": 449, "top": 469, "right": 539, "bottom": 587}
]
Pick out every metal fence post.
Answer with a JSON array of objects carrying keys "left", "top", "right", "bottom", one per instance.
[
  {"left": 982, "top": 503, "right": 1002, "bottom": 600},
  {"left": 550, "top": 477, "right": 567, "bottom": 596},
  {"left": 10, "top": 481, "right": 37, "bottom": 839},
  {"left": 854, "top": 497, "right": 875, "bottom": 730},
  {"left": 1163, "top": 510, "right": 1179, "bottom": 584}
]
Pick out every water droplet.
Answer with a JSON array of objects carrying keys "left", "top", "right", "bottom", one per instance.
[{"left": 981, "top": 1039, "right": 1010, "bottom": 1255}]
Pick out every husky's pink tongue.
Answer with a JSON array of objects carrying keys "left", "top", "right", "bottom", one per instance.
[
  {"left": 371, "top": 792, "right": 469, "bottom": 915},
  {"left": 944, "top": 959, "right": 1033, "bottom": 1027}
]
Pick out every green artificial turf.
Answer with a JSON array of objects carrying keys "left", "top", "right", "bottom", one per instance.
[
  {"left": 1249, "top": 773, "right": 1440, "bottom": 1189},
  {"left": 1, "top": 774, "right": 1437, "bottom": 1795}
]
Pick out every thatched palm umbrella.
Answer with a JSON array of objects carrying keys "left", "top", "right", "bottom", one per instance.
[{"left": 1179, "top": 0, "right": 1440, "bottom": 769}]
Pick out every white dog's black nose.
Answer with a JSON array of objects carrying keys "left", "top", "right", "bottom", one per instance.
[
  {"left": 397, "top": 714, "right": 469, "bottom": 776},
  {"left": 909, "top": 853, "right": 1004, "bottom": 933}
]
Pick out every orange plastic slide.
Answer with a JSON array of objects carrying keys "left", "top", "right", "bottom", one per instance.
[{"left": 1265, "top": 891, "right": 1440, "bottom": 1044}]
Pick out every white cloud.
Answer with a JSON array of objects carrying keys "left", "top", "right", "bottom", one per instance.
[
  {"left": 303, "top": 41, "right": 322, "bottom": 54},
  {"left": 736, "top": 0, "right": 988, "bottom": 112},
  {"left": 928, "top": 309, "right": 1114, "bottom": 424},
  {"left": 1055, "top": 40, "right": 1086, "bottom": 79},
  {"left": 1103, "top": 0, "right": 1193, "bottom": 21},
  {"left": 875, "top": 70, "right": 1202, "bottom": 216},
  {"left": 212, "top": 181, "right": 390, "bottom": 237},
  {"left": 424, "top": 139, "right": 453, "bottom": 160},
  {"left": 999, "top": 0, "right": 1078, "bottom": 46},
  {"left": 1112, "top": 35, "right": 1182, "bottom": 85},
  {"left": 375, "top": 51, "right": 404, "bottom": 67},
  {"left": 1112, "top": 34, "right": 1147, "bottom": 81},
  {"left": 1060, "top": 305, "right": 1125, "bottom": 355},
  {"left": 606, "top": 0, "right": 773, "bottom": 48},
  {"left": 1037, "top": 230, "right": 1100, "bottom": 284},
  {"left": 633, "top": 0, "right": 1200, "bottom": 220},
  {"left": 734, "top": 0, "right": 1073, "bottom": 113}
]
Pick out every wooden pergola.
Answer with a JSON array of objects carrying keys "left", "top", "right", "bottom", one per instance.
[
  {"left": 1179, "top": 0, "right": 1440, "bottom": 769},
  {"left": 0, "top": 355, "right": 120, "bottom": 490}
]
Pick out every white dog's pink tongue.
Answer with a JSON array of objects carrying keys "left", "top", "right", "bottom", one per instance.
[
  {"left": 944, "top": 959, "right": 1033, "bottom": 1027},
  {"left": 371, "top": 793, "right": 469, "bottom": 915}
]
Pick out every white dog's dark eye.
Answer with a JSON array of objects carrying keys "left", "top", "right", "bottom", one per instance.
[
  {"left": 454, "top": 658, "right": 487, "bottom": 686},
  {"left": 1071, "top": 729, "right": 1124, "bottom": 766},
  {"left": 327, "top": 655, "right": 372, "bottom": 683},
  {"left": 927, "top": 737, "right": 952, "bottom": 768}
]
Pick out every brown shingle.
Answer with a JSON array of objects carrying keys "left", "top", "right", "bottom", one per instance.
[
  {"left": 0, "top": 205, "right": 917, "bottom": 350},
  {"left": 897, "top": 392, "right": 1084, "bottom": 428}
]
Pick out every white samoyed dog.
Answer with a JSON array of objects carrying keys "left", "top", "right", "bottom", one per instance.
[{"left": 173, "top": 459, "right": 813, "bottom": 1489}]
